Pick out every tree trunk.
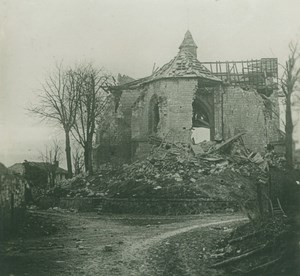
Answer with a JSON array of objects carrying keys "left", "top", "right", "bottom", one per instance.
[
  {"left": 50, "top": 171, "right": 55, "bottom": 188},
  {"left": 87, "top": 141, "right": 93, "bottom": 175},
  {"left": 74, "top": 161, "right": 80, "bottom": 175},
  {"left": 65, "top": 130, "right": 73, "bottom": 178},
  {"left": 285, "top": 97, "right": 294, "bottom": 169},
  {"left": 87, "top": 121, "right": 95, "bottom": 175},
  {"left": 84, "top": 144, "right": 89, "bottom": 173},
  {"left": 83, "top": 141, "right": 93, "bottom": 175}
]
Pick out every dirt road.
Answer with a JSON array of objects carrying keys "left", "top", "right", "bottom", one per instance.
[{"left": 0, "top": 210, "right": 247, "bottom": 276}]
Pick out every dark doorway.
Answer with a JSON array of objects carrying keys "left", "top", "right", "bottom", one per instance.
[{"left": 192, "top": 99, "right": 212, "bottom": 143}]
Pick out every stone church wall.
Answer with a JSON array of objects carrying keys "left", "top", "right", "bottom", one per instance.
[
  {"left": 221, "top": 86, "right": 279, "bottom": 153},
  {"left": 94, "top": 81, "right": 280, "bottom": 166}
]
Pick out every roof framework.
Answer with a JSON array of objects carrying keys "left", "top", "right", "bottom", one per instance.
[{"left": 201, "top": 58, "right": 278, "bottom": 92}]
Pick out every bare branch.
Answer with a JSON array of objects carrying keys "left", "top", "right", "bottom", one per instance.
[
  {"left": 280, "top": 41, "right": 300, "bottom": 168},
  {"left": 70, "top": 64, "right": 115, "bottom": 173},
  {"left": 28, "top": 63, "right": 80, "bottom": 176}
]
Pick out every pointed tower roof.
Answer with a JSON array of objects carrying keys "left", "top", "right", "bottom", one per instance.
[
  {"left": 179, "top": 30, "right": 197, "bottom": 50},
  {"left": 148, "top": 50, "right": 220, "bottom": 81}
]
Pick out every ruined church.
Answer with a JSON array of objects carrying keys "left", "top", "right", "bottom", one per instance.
[{"left": 93, "top": 31, "right": 280, "bottom": 167}]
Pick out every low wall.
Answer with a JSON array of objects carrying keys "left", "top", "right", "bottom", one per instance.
[
  {"left": 100, "top": 198, "right": 239, "bottom": 215},
  {"left": 38, "top": 196, "right": 240, "bottom": 215},
  {"left": 0, "top": 167, "right": 26, "bottom": 239},
  {"left": 37, "top": 197, "right": 103, "bottom": 212}
]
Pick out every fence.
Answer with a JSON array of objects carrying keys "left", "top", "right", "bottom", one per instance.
[{"left": 38, "top": 196, "right": 242, "bottom": 215}]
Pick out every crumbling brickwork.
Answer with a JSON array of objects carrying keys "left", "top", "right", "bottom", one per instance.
[
  {"left": 94, "top": 84, "right": 280, "bottom": 166},
  {"left": 128, "top": 78, "right": 203, "bottom": 160},
  {"left": 132, "top": 79, "right": 198, "bottom": 144},
  {"left": 221, "top": 86, "right": 279, "bottom": 152},
  {"left": 94, "top": 91, "right": 141, "bottom": 166}
]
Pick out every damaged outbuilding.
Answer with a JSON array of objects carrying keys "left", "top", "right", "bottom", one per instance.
[{"left": 93, "top": 31, "right": 280, "bottom": 167}]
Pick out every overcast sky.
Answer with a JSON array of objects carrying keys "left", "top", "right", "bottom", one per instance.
[{"left": 1, "top": 0, "right": 300, "bottom": 167}]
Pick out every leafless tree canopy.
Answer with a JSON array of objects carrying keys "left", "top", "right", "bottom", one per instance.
[
  {"left": 72, "top": 146, "right": 84, "bottom": 175},
  {"left": 70, "top": 64, "right": 114, "bottom": 174},
  {"left": 29, "top": 63, "right": 115, "bottom": 176},
  {"left": 280, "top": 42, "right": 300, "bottom": 168},
  {"left": 29, "top": 64, "right": 81, "bottom": 177},
  {"left": 31, "top": 64, "right": 80, "bottom": 129}
]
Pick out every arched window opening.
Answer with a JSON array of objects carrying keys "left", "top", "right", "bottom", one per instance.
[
  {"left": 153, "top": 102, "right": 160, "bottom": 133},
  {"left": 149, "top": 95, "right": 160, "bottom": 134}
]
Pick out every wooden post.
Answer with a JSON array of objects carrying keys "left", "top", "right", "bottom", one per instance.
[
  {"left": 257, "top": 182, "right": 264, "bottom": 219},
  {"left": 10, "top": 193, "right": 14, "bottom": 231}
]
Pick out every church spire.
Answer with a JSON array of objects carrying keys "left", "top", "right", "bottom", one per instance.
[{"left": 179, "top": 30, "right": 198, "bottom": 57}]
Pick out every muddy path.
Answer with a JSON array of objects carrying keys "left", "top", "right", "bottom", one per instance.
[{"left": 0, "top": 210, "right": 247, "bottom": 276}]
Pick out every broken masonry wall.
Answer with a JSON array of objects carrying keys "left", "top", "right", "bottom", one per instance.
[
  {"left": 0, "top": 166, "right": 26, "bottom": 239},
  {"left": 94, "top": 81, "right": 280, "bottom": 166},
  {"left": 96, "top": 91, "right": 140, "bottom": 145},
  {"left": 93, "top": 143, "right": 132, "bottom": 166},
  {"left": 131, "top": 140, "right": 154, "bottom": 161},
  {"left": 95, "top": 94, "right": 118, "bottom": 146},
  {"left": 118, "top": 89, "right": 142, "bottom": 136},
  {"left": 131, "top": 78, "right": 198, "bottom": 159},
  {"left": 93, "top": 90, "right": 140, "bottom": 167},
  {"left": 131, "top": 81, "right": 168, "bottom": 160},
  {"left": 167, "top": 78, "right": 198, "bottom": 143},
  {"left": 131, "top": 81, "right": 169, "bottom": 141},
  {"left": 263, "top": 89, "right": 280, "bottom": 144},
  {"left": 132, "top": 78, "right": 198, "bottom": 143},
  {"left": 221, "top": 86, "right": 279, "bottom": 153}
]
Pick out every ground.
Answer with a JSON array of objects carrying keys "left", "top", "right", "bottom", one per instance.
[{"left": 0, "top": 210, "right": 246, "bottom": 276}]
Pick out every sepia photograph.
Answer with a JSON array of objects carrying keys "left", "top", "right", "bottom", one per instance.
[{"left": 1, "top": 0, "right": 300, "bottom": 275}]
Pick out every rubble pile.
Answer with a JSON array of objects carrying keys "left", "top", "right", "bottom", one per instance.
[
  {"left": 48, "top": 133, "right": 284, "bottom": 202},
  {"left": 211, "top": 216, "right": 297, "bottom": 275}
]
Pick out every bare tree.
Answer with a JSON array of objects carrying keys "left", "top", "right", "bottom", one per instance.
[
  {"left": 29, "top": 64, "right": 81, "bottom": 177},
  {"left": 72, "top": 146, "right": 84, "bottom": 175},
  {"left": 71, "top": 64, "right": 114, "bottom": 174},
  {"left": 40, "top": 140, "right": 62, "bottom": 188},
  {"left": 281, "top": 43, "right": 300, "bottom": 169}
]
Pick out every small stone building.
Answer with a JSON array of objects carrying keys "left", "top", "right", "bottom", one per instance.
[
  {"left": 93, "top": 31, "right": 280, "bottom": 167},
  {"left": 9, "top": 161, "right": 68, "bottom": 198}
]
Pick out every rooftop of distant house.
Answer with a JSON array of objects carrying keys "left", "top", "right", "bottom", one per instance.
[{"left": 9, "top": 161, "right": 68, "bottom": 175}]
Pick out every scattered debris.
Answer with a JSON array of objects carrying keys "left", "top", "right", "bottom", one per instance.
[
  {"left": 45, "top": 134, "right": 285, "bottom": 206},
  {"left": 211, "top": 216, "right": 297, "bottom": 275},
  {"left": 104, "top": 245, "right": 113, "bottom": 252},
  {"left": 191, "top": 144, "right": 205, "bottom": 155}
]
